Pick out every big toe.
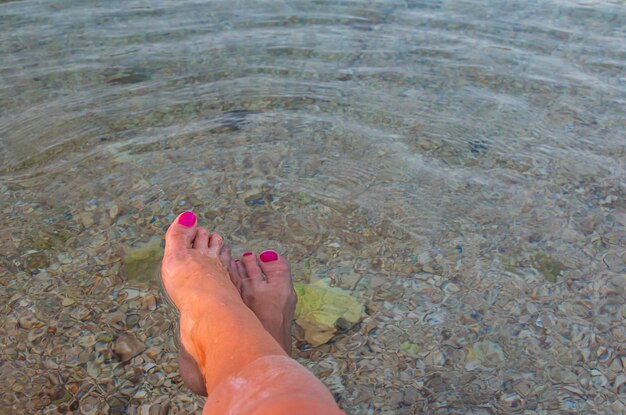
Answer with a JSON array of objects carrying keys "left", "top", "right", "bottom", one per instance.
[
  {"left": 165, "top": 211, "right": 198, "bottom": 252},
  {"left": 241, "top": 252, "right": 264, "bottom": 282},
  {"left": 258, "top": 250, "right": 292, "bottom": 284}
]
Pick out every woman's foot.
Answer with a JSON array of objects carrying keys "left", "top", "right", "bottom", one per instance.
[
  {"left": 167, "top": 213, "right": 297, "bottom": 396},
  {"left": 162, "top": 212, "right": 288, "bottom": 396},
  {"left": 225, "top": 249, "right": 297, "bottom": 355}
]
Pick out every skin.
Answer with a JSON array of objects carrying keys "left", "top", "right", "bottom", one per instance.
[
  {"left": 161, "top": 212, "right": 345, "bottom": 415},
  {"left": 179, "top": 244, "right": 297, "bottom": 395}
]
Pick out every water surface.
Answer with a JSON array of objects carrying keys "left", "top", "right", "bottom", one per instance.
[{"left": 1, "top": 0, "right": 625, "bottom": 413}]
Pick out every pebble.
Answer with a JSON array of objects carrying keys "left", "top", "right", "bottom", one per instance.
[
  {"left": 133, "top": 389, "right": 148, "bottom": 400},
  {"left": 124, "top": 288, "right": 144, "bottom": 300},
  {"left": 143, "top": 362, "right": 157, "bottom": 371},
  {"left": 500, "top": 392, "right": 524, "bottom": 410},
  {"left": 96, "top": 332, "right": 114, "bottom": 342},
  {"left": 114, "top": 335, "right": 145, "bottom": 362},
  {"left": 126, "top": 313, "right": 140, "bottom": 327},
  {"left": 142, "top": 294, "right": 157, "bottom": 311},
  {"left": 465, "top": 341, "right": 505, "bottom": 371},
  {"left": 144, "top": 346, "right": 161, "bottom": 358},
  {"left": 18, "top": 313, "right": 41, "bottom": 329},
  {"left": 28, "top": 327, "right": 47, "bottom": 343},
  {"left": 80, "top": 396, "right": 100, "bottom": 415},
  {"left": 77, "top": 334, "right": 96, "bottom": 348}
]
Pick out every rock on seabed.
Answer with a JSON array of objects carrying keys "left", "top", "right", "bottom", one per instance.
[
  {"left": 294, "top": 281, "right": 365, "bottom": 346},
  {"left": 122, "top": 238, "right": 163, "bottom": 286},
  {"left": 465, "top": 340, "right": 505, "bottom": 371}
]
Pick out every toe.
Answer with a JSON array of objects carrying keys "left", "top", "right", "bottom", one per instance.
[
  {"left": 236, "top": 259, "right": 248, "bottom": 280},
  {"left": 258, "top": 250, "right": 292, "bottom": 285},
  {"left": 207, "top": 232, "right": 224, "bottom": 257},
  {"left": 165, "top": 211, "right": 198, "bottom": 252},
  {"left": 228, "top": 258, "right": 242, "bottom": 292},
  {"left": 241, "top": 252, "right": 264, "bottom": 282},
  {"left": 193, "top": 227, "right": 210, "bottom": 251},
  {"left": 220, "top": 245, "right": 232, "bottom": 267}
]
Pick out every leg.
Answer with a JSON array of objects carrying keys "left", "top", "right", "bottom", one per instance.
[{"left": 162, "top": 212, "right": 344, "bottom": 415}]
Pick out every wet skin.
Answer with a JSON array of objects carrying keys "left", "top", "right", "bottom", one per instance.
[{"left": 161, "top": 212, "right": 296, "bottom": 396}]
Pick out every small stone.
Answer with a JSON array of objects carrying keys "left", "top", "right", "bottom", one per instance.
[
  {"left": 143, "top": 362, "right": 157, "bottom": 371},
  {"left": 424, "top": 350, "right": 445, "bottom": 366},
  {"left": 133, "top": 389, "right": 148, "bottom": 400},
  {"left": 244, "top": 193, "right": 269, "bottom": 206},
  {"left": 400, "top": 341, "right": 420, "bottom": 357},
  {"left": 96, "top": 332, "right": 114, "bottom": 342},
  {"left": 590, "top": 369, "right": 608, "bottom": 387},
  {"left": 119, "top": 383, "right": 135, "bottom": 396},
  {"left": 615, "top": 374, "right": 625, "bottom": 395},
  {"left": 403, "top": 386, "right": 419, "bottom": 405},
  {"left": 124, "top": 288, "right": 143, "bottom": 300},
  {"left": 442, "top": 282, "right": 460, "bottom": 293},
  {"left": 109, "top": 203, "right": 120, "bottom": 219},
  {"left": 78, "top": 334, "right": 96, "bottom": 348},
  {"left": 79, "top": 211, "right": 94, "bottom": 227},
  {"left": 500, "top": 392, "right": 525, "bottom": 410},
  {"left": 531, "top": 253, "right": 567, "bottom": 283},
  {"left": 136, "top": 404, "right": 153, "bottom": 415},
  {"left": 125, "top": 313, "right": 140, "bottom": 327},
  {"left": 147, "top": 373, "right": 164, "bottom": 387},
  {"left": 114, "top": 335, "right": 145, "bottom": 362},
  {"left": 422, "top": 264, "right": 435, "bottom": 274},
  {"left": 465, "top": 341, "right": 505, "bottom": 371},
  {"left": 142, "top": 294, "right": 157, "bottom": 311},
  {"left": 144, "top": 346, "right": 161, "bottom": 358},
  {"left": 18, "top": 313, "right": 41, "bottom": 329},
  {"left": 80, "top": 395, "right": 100, "bottom": 415},
  {"left": 105, "top": 311, "right": 125, "bottom": 329},
  {"left": 86, "top": 362, "right": 100, "bottom": 378},
  {"left": 28, "top": 327, "right": 47, "bottom": 343},
  {"left": 107, "top": 397, "right": 127, "bottom": 414}
]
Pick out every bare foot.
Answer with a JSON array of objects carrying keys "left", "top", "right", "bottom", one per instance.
[
  {"left": 172, "top": 217, "right": 297, "bottom": 395},
  {"left": 162, "top": 212, "right": 287, "bottom": 396},
  {"left": 228, "top": 250, "right": 297, "bottom": 355}
]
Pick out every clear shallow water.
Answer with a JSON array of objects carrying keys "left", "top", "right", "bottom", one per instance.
[{"left": 1, "top": 0, "right": 625, "bottom": 413}]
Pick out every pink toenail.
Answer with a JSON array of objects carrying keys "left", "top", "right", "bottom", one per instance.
[
  {"left": 178, "top": 211, "right": 196, "bottom": 227},
  {"left": 259, "top": 250, "right": 278, "bottom": 262},
  {"left": 243, "top": 252, "right": 253, "bottom": 257}
]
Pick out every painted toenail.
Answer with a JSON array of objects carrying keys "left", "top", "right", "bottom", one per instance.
[
  {"left": 243, "top": 252, "right": 253, "bottom": 257},
  {"left": 178, "top": 211, "right": 196, "bottom": 227},
  {"left": 259, "top": 250, "right": 278, "bottom": 262}
]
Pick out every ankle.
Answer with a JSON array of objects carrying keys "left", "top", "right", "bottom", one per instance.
[{"left": 182, "top": 305, "right": 288, "bottom": 392}]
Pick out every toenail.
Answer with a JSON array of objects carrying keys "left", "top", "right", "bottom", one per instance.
[
  {"left": 178, "top": 211, "right": 196, "bottom": 227},
  {"left": 259, "top": 250, "right": 278, "bottom": 262},
  {"left": 243, "top": 252, "right": 253, "bottom": 257}
]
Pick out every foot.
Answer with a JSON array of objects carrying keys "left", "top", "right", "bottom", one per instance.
[
  {"left": 161, "top": 211, "right": 241, "bottom": 313},
  {"left": 228, "top": 250, "right": 297, "bottom": 355},
  {"left": 162, "top": 212, "right": 287, "bottom": 396}
]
